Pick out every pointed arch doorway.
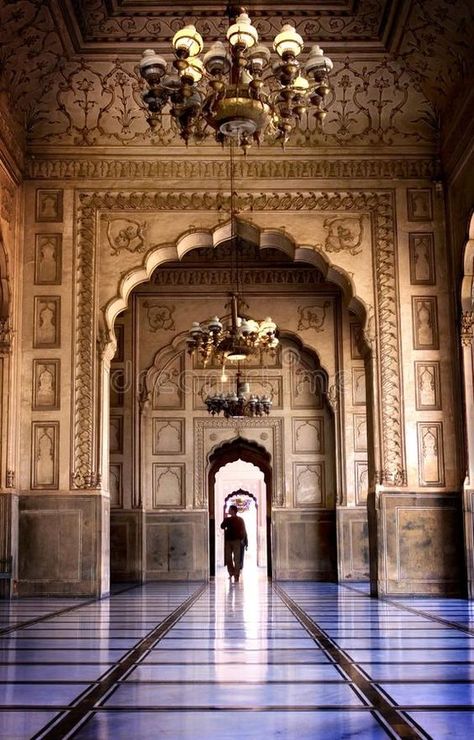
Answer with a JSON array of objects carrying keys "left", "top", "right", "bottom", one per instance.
[{"left": 208, "top": 438, "right": 272, "bottom": 579}]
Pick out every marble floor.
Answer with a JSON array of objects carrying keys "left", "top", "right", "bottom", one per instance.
[{"left": 1, "top": 573, "right": 474, "bottom": 738}]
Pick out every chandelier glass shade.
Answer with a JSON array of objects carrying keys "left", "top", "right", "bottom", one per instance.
[
  {"left": 205, "top": 371, "right": 272, "bottom": 418},
  {"left": 139, "top": 5, "right": 333, "bottom": 149},
  {"left": 186, "top": 293, "right": 279, "bottom": 367}
]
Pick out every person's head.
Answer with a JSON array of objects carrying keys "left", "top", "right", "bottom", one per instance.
[{"left": 229, "top": 504, "right": 238, "bottom": 516}]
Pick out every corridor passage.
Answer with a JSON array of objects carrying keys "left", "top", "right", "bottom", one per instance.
[{"left": 1, "top": 575, "right": 474, "bottom": 738}]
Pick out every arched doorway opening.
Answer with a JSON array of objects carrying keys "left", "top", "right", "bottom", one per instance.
[
  {"left": 218, "top": 473, "right": 264, "bottom": 578},
  {"left": 105, "top": 234, "right": 369, "bottom": 587},
  {"left": 223, "top": 489, "right": 259, "bottom": 574},
  {"left": 208, "top": 438, "right": 272, "bottom": 579}
]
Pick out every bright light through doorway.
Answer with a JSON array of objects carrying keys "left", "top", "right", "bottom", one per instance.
[{"left": 215, "top": 459, "right": 267, "bottom": 580}]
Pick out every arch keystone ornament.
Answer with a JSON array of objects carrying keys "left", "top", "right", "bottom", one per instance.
[{"left": 72, "top": 189, "right": 406, "bottom": 489}]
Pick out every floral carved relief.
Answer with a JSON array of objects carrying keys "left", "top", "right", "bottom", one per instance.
[
  {"left": 73, "top": 189, "right": 405, "bottom": 489},
  {"left": 143, "top": 302, "right": 175, "bottom": 332},
  {"left": 27, "top": 56, "right": 436, "bottom": 149},
  {"left": 323, "top": 215, "right": 364, "bottom": 255},
  {"left": 297, "top": 302, "right": 330, "bottom": 332},
  {"left": 106, "top": 218, "right": 147, "bottom": 255}
]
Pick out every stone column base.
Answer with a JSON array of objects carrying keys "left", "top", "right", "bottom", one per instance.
[
  {"left": 336, "top": 506, "right": 370, "bottom": 581},
  {"left": 373, "top": 491, "right": 465, "bottom": 596},
  {"left": 463, "top": 488, "right": 474, "bottom": 598},
  {"left": 17, "top": 493, "right": 110, "bottom": 597}
]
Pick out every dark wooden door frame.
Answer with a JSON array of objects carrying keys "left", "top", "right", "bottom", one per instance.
[{"left": 208, "top": 438, "right": 272, "bottom": 579}]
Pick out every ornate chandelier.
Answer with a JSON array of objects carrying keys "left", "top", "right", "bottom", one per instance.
[
  {"left": 139, "top": 4, "right": 333, "bottom": 150},
  {"left": 186, "top": 293, "right": 278, "bottom": 367},
  {"left": 205, "top": 371, "right": 272, "bottom": 418}
]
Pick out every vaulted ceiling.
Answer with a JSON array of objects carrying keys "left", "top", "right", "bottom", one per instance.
[{"left": 0, "top": 0, "right": 473, "bottom": 162}]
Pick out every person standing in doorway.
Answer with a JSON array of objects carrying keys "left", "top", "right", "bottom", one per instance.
[{"left": 220, "top": 504, "right": 247, "bottom": 582}]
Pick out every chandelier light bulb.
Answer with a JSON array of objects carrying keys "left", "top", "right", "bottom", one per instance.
[
  {"left": 247, "top": 44, "right": 271, "bottom": 70},
  {"left": 181, "top": 56, "right": 204, "bottom": 82},
  {"left": 226, "top": 12, "right": 258, "bottom": 49},
  {"left": 304, "top": 44, "right": 334, "bottom": 76},
  {"left": 204, "top": 41, "right": 231, "bottom": 75},
  {"left": 172, "top": 24, "right": 204, "bottom": 58},
  {"left": 273, "top": 24, "right": 304, "bottom": 58},
  {"left": 291, "top": 75, "right": 310, "bottom": 91},
  {"left": 139, "top": 49, "right": 168, "bottom": 84}
]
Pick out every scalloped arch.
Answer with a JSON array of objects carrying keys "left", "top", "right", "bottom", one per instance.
[
  {"left": 0, "top": 224, "right": 11, "bottom": 318},
  {"left": 104, "top": 217, "right": 368, "bottom": 338},
  {"left": 461, "top": 211, "right": 474, "bottom": 310}
]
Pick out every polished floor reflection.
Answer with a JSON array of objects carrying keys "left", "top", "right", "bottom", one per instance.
[{"left": 1, "top": 575, "right": 474, "bottom": 738}]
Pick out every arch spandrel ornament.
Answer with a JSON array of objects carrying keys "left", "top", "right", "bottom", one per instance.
[{"left": 73, "top": 189, "right": 405, "bottom": 490}]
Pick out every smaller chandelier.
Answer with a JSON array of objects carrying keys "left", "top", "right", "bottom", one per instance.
[
  {"left": 205, "top": 372, "right": 272, "bottom": 418},
  {"left": 186, "top": 293, "right": 278, "bottom": 366},
  {"left": 139, "top": 5, "right": 333, "bottom": 149}
]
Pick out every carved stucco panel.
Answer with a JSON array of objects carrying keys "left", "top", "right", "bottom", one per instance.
[
  {"left": 28, "top": 56, "right": 434, "bottom": 149},
  {"left": 73, "top": 189, "right": 405, "bottom": 489}
]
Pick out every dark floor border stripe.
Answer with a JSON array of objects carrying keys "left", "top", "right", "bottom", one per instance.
[
  {"left": 0, "top": 584, "right": 141, "bottom": 636},
  {"left": 33, "top": 582, "right": 208, "bottom": 740},
  {"left": 274, "top": 584, "right": 427, "bottom": 740},
  {"left": 340, "top": 583, "right": 474, "bottom": 637}
]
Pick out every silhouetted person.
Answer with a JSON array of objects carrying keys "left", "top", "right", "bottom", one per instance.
[{"left": 220, "top": 504, "right": 247, "bottom": 582}]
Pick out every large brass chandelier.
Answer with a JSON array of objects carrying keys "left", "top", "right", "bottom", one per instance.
[
  {"left": 139, "top": 4, "right": 333, "bottom": 149},
  {"left": 186, "top": 293, "right": 278, "bottom": 366}
]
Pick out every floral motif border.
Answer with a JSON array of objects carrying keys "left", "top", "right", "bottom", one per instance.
[
  {"left": 27, "top": 157, "right": 438, "bottom": 181},
  {"left": 73, "top": 189, "right": 405, "bottom": 489}
]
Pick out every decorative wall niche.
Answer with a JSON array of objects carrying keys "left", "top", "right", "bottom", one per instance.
[
  {"left": 294, "top": 462, "right": 325, "bottom": 507},
  {"left": 31, "top": 421, "right": 59, "bottom": 489},
  {"left": 152, "top": 418, "right": 185, "bottom": 455},
  {"left": 407, "top": 188, "right": 433, "bottom": 222},
  {"left": 414, "top": 361, "right": 442, "bottom": 410},
  {"left": 32, "top": 359, "right": 60, "bottom": 410},
  {"left": 350, "top": 324, "right": 363, "bottom": 359},
  {"left": 409, "top": 233, "right": 436, "bottom": 285},
  {"left": 353, "top": 414, "right": 368, "bottom": 451},
  {"left": 354, "top": 461, "right": 369, "bottom": 505},
  {"left": 109, "top": 415, "right": 124, "bottom": 454},
  {"left": 351, "top": 367, "right": 366, "bottom": 406},
  {"left": 36, "top": 189, "right": 63, "bottom": 223},
  {"left": 110, "top": 369, "right": 125, "bottom": 408},
  {"left": 152, "top": 464, "right": 185, "bottom": 508},
  {"left": 417, "top": 422, "right": 445, "bottom": 487},
  {"left": 33, "top": 297, "right": 61, "bottom": 348},
  {"left": 412, "top": 297, "right": 439, "bottom": 350},
  {"left": 109, "top": 463, "right": 123, "bottom": 508},
  {"left": 34, "top": 234, "right": 62, "bottom": 285},
  {"left": 292, "top": 418, "right": 324, "bottom": 454}
]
